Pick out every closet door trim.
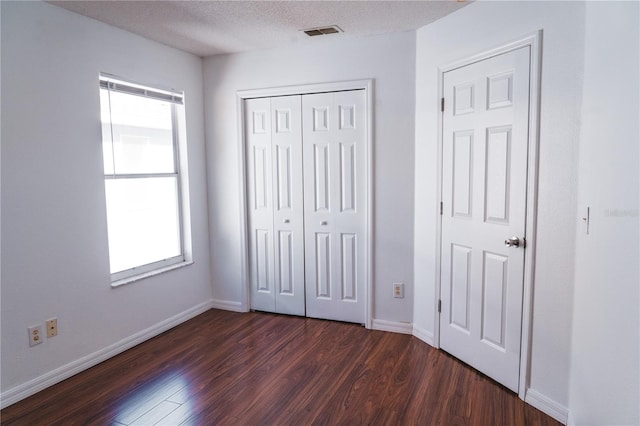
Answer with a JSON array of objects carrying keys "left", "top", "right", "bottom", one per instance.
[{"left": 236, "top": 80, "right": 373, "bottom": 329}]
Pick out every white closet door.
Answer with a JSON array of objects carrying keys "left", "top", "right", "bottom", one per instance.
[
  {"left": 246, "top": 96, "right": 305, "bottom": 315},
  {"left": 270, "top": 96, "right": 305, "bottom": 316},
  {"left": 302, "top": 90, "right": 367, "bottom": 324},
  {"left": 246, "top": 98, "right": 276, "bottom": 313}
]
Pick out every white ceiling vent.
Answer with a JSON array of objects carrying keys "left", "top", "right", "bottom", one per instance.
[{"left": 302, "top": 25, "right": 343, "bottom": 37}]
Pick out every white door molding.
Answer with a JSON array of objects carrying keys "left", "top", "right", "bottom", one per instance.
[
  {"left": 236, "top": 79, "right": 374, "bottom": 329},
  {"left": 434, "top": 31, "right": 542, "bottom": 399}
]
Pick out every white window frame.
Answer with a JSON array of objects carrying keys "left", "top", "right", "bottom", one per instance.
[{"left": 99, "top": 74, "right": 190, "bottom": 285}]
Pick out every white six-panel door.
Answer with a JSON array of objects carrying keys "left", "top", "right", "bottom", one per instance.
[
  {"left": 440, "top": 47, "right": 531, "bottom": 392},
  {"left": 302, "top": 91, "right": 366, "bottom": 324},
  {"left": 246, "top": 96, "right": 305, "bottom": 316}
]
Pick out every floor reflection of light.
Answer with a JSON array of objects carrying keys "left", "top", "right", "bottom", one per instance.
[{"left": 113, "top": 370, "right": 194, "bottom": 425}]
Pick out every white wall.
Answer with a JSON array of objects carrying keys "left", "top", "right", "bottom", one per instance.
[
  {"left": 414, "top": 0, "right": 587, "bottom": 413},
  {"left": 1, "top": 1, "right": 212, "bottom": 403},
  {"left": 203, "top": 32, "right": 416, "bottom": 323},
  {"left": 569, "top": 2, "right": 639, "bottom": 425}
]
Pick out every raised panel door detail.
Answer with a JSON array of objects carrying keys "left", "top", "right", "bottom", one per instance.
[
  {"left": 341, "top": 234, "right": 357, "bottom": 300},
  {"left": 340, "top": 142, "right": 356, "bottom": 212},
  {"left": 270, "top": 95, "right": 305, "bottom": 316},
  {"left": 339, "top": 105, "right": 356, "bottom": 129},
  {"left": 303, "top": 90, "right": 366, "bottom": 324},
  {"left": 275, "top": 109, "right": 291, "bottom": 133},
  {"left": 481, "top": 252, "right": 508, "bottom": 350},
  {"left": 314, "top": 144, "right": 330, "bottom": 212},
  {"left": 246, "top": 98, "right": 275, "bottom": 314},
  {"left": 253, "top": 146, "right": 268, "bottom": 210},
  {"left": 277, "top": 231, "right": 294, "bottom": 295},
  {"left": 454, "top": 82, "right": 475, "bottom": 116},
  {"left": 484, "top": 126, "right": 511, "bottom": 224},
  {"left": 315, "top": 233, "right": 331, "bottom": 299},
  {"left": 275, "top": 145, "right": 292, "bottom": 211},
  {"left": 450, "top": 244, "right": 472, "bottom": 332},
  {"left": 440, "top": 46, "right": 530, "bottom": 393},
  {"left": 313, "top": 107, "right": 329, "bottom": 132},
  {"left": 253, "top": 111, "right": 267, "bottom": 134},
  {"left": 452, "top": 131, "right": 473, "bottom": 218},
  {"left": 247, "top": 96, "right": 305, "bottom": 316},
  {"left": 255, "top": 229, "right": 271, "bottom": 292},
  {"left": 487, "top": 72, "right": 513, "bottom": 110}
]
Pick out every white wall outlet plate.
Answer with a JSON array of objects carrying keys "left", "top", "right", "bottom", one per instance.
[
  {"left": 393, "top": 283, "right": 404, "bottom": 299},
  {"left": 28, "top": 324, "right": 44, "bottom": 346},
  {"left": 46, "top": 317, "right": 58, "bottom": 338}
]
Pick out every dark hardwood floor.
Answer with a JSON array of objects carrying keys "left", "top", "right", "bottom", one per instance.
[{"left": 1, "top": 309, "right": 560, "bottom": 425}]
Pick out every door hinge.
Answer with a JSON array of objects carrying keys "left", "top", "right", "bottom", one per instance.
[
  {"left": 440, "top": 201, "right": 443, "bottom": 215},
  {"left": 438, "top": 299, "right": 442, "bottom": 313},
  {"left": 440, "top": 97, "right": 445, "bottom": 112}
]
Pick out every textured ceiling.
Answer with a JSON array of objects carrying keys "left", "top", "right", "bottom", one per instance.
[{"left": 48, "top": 1, "right": 469, "bottom": 57}]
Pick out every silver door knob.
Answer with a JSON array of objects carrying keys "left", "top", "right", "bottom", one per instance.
[
  {"left": 321, "top": 221, "right": 328, "bottom": 226},
  {"left": 504, "top": 237, "right": 521, "bottom": 247},
  {"left": 283, "top": 219, "right": 290, "bottom": 223}
]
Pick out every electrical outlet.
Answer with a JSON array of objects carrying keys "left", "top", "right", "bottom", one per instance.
[
  {"left": 393, "top": 283, "right": 404, "bottom": 299},
  {"left": 28, "top": 324, "right": 44, "bottom": 347},
  {"left": 46, "top": 318, "right": 58, "bottom": 338}
]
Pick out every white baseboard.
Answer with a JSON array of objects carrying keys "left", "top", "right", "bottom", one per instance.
[
  {"left": 0, "top": 299, "right": 214, "bottom": 410},
  {"left": 210, "top": 298, "right": 247, "bottom": 313},
  {"left": 412, "top": 325, "right": 435, "bottom": 346},
  {"left": 371, "top": 319, "right": 413, "bottom": 334},
  {"left": 371, "top": 321, "right": 436, "bottom": 347},
  {"left": 566, "top": 410, "right": 575, "bottom": 426},
  {"left": 525, "top": 388, "right": 569, "bottom": 425}
]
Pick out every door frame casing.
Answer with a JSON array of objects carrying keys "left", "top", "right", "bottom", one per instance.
[
  {"left": 236, "top": 79, "right": 374, "bottom": 329},
  {"left": 434, "top": 31, "right": 542, "bottom": 399}
]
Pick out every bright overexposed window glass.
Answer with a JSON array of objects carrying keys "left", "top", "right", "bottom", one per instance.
[{"left": 99, "top": 76, "right": 186, "bottom": 281}]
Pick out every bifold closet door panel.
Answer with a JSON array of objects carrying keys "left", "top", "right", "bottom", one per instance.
[
  {"left": 271, "top": 95, "right": 305, "bottom": 316},
  {"left": 246, "top": 97, "right": 276, "bottom": 313},
  {"left": 302, "top": 90, "right": 367, "bottom": 324},
  {"left": 246, "top": 96, "right": 305, "bottom": 316}
]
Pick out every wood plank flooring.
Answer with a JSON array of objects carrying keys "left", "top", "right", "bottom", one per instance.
[{"left": 1, "top": 309, "right": 560, "bottom": 425}]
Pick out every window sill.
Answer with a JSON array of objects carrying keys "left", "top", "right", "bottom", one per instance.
[{"left": 111, "top": 260, "right": 194, "bottom": 288}]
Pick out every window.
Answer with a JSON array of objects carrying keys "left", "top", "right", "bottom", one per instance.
[{"left": 99, "top": 75, "right": 187, "bottom": 282}]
